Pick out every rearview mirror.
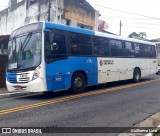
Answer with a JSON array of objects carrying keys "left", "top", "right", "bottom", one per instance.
[{"left": 43, "top": 29, "right": 51, "bottom": 34}]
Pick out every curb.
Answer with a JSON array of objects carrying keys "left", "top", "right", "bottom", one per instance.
[
  {"left": 118, "top": 111, "right": 160, "bottom": 136},
  {"left": 0, "top": 92, "right": 33, "bottom": 99}
]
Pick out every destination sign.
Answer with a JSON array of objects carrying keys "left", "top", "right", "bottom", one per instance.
[{"left": 11, "top": 22, "right": 43, "bottom": 38}]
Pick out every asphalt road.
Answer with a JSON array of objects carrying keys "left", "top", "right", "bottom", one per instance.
[{"left": 0, "top": 75, "right": 160, "bottom": 136}]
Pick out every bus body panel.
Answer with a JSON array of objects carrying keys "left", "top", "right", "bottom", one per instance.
[
  {"left": 45, "top": 57, "right": 98, "bottom": 91},
  {"left": 97, "top": 57, "right": 157, "bottom": 84}
]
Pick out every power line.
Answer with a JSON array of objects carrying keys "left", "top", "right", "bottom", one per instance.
[
  {"left": 100, "top": 16, "right": 159, "bottom": 20},
  {"left": 125, "top": 21, "right": 160, "bottom": 27},
  {"left": 125, "top": 25, "right": 160, "bottom": 30},
  {"left": 89, "top": 3, "right": 160, "bottom": 20}
]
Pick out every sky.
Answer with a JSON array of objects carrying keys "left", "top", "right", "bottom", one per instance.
[
  {"left": 0, "top": 0, "right": 8, "bottom": 11},
  {"left": 0, "top": 0, "right": 160, "bottom": 39},
  {"left": 86, "top": 0, "right": 160, "bottom": 39}
]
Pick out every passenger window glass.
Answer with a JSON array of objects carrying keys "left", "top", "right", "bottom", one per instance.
[
  {"left": 70, "top": 33, "right": 91, "bottom": 45},
  {"left": 93, "top": 36, "right": 110, "bottom": 57},
  {"left": 45, "top": 32, "right": 67, "bottom": 62},
  {"left": 134, "top": 43, "right": 144, "bottom": 57},
  {"left": 124, "top": 42, "right": 135, "bottom": 57},
  {"left": 144, "top": 45, "right": 152, "bottom": 57},
  {"left": 151, "top": 46, "right": 156, "bottom": 58},
  {"left": 70, "top": 33, "right": 92, "bottom": 55},
  {"left": 110, "top": 39, "right": 124, "bottom": 57}
]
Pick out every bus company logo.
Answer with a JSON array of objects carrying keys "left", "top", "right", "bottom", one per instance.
[
  {"left": 104, "top": 60, "right": 114, "bottom": 65},
  {"left": 100, "top": 60, "right": 114, "bottom": 66},
  {"left": 100, "top": 59, "right": 103, "bottom": 66}
]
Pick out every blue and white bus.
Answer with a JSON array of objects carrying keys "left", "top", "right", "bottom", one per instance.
[
  {"left": 155, "top": 42, "right": 160, "bottom": 74},
  {"left": 6, "top": 22, "right": 158, "bottom": 93}
]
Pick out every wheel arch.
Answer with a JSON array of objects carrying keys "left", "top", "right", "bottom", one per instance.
[{"left": 72, "top": 70, "right": 88, "bottom": 85}]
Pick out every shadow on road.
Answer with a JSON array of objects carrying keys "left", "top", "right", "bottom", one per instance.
[{"left": 16, "top": 77, "right": 155, "bottom": 101}]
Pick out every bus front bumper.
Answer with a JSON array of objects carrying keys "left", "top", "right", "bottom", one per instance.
[{"left": 6, "top": 78, "right": 46, "bottom": 93}]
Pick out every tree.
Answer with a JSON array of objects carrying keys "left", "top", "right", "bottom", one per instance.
[
  {"left": 128, "top": 32, "right": 140, "bottom": 39},
  {"left": 139, "top": 32, "right": 147, "bottom": 40},
  {"left": 128, "top": 32, "right": 147, "bottom": 40}
]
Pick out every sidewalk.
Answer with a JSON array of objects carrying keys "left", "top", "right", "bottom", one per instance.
[
  {"left": 0, "top": 87, "right": 8, "bottom": 94},
  {"left": 0, "top": 87, "right": 31, "bottom": 98}
]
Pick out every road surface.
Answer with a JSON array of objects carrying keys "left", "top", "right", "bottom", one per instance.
[{"left": 0, "top": 75, "right": 160, "bottom": 136}]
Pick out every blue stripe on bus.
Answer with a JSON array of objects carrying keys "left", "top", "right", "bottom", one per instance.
[
  {"left": 6, "top": 72, "right": 17, "bottom": 83},
  {"left": 45, "top": 22, "right": 95, "bottom": 35},
  {"left": 46, "top": 57, "right": 98, "bottom": 91}
]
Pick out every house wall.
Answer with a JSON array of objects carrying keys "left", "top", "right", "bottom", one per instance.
[
  {"left": 63, "top": 0, "right": 99, "bottom": 30},
  {"left": 0, "top": 0, "right": 61, "bottom": 35},
  {"left": 0, "top": 0, "right": 98, "bottom": 35},
  {"left": 0, "top": 1, "right": 26, "bottom": 35}
]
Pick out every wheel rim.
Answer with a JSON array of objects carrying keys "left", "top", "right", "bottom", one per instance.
[{"left": 74, "top": 77, "right": 83, "bottom": 88}]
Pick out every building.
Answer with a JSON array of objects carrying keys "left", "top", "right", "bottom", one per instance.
[
  {"left": 0, "top": 0, "right": 99, "bottom": 36},
  {"left": 0, "top": 0, "right": 99, "bottom": 87},
  {"left": 0, "top": 35, "right": 9, "bottom": 87},
  {"left": 63, "top": 0, "right": 99, "bottom": 30}
]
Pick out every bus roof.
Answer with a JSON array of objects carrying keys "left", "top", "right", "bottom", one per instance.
[
  {"left": 10, "top": 21, "right": 155, "bottom": 46},
  {"left": 45, "top": 22, "right": 94, "bottom": 35},
  {"left": 45, "top": 21, "right": 155, "bottom": 46},
  {"left": 95, "top": 31, "right": 155, "bottom": 45}
]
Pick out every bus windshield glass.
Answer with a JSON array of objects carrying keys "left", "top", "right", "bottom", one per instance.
[{"left": 8, "top": 32, "right": 42, "bottom": 71}]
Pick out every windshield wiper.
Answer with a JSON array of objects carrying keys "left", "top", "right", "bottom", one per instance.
[{"left": 20, "top": 32, "right": 32, "bottom": 51}]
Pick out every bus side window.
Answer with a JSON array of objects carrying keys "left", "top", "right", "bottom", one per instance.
[
  {"left": 93, "top": 36, "right": 110, "bottom": 57},
  {"left": 70, "top": 33, "right": 92, "bottom": 56},
  {"left": 45, "top": 32, "right": 67, "bottom": 62},
  {"left": 134, "top": 43, "right": 145, "bottom": 57},
  {"left": 0, "top": 49, "right": 2, "bottom": 55},
  {"left": 144, "top": 44, "right": 151, "bottom": 57},
  {"left": 151, "top": 45, "right": 156, "bottom": 58},
  {"left": 124, "top": 42, "right": 135, "bottom": 57},
  {"left": 110, "top": 39, "right": 124, "bottom": 57},
  {"left": 52, "top": 34, "right": 67, "bottom": 56}
]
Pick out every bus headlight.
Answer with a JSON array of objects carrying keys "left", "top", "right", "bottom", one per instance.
[{"left": 32, "top": 66, "right": 41, "bottom": 80}]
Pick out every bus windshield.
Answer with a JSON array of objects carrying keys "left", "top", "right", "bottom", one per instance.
[{"left": 8, "top": 32, "right": 42, "bottom": 71}]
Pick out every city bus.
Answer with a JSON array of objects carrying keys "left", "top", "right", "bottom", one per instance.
[
  {"left": 155, "top": 42, "right": 160, "bottom": 74},
  {"left": 6, "top": 22, "right": 158, "bottom": 93}
]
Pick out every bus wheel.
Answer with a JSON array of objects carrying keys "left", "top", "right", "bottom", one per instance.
[
  {"left": 133, "top": 68, "right": 141, "bottom": 83},
  {"left": 71, "top": 72, "right": 86, "bottom": 93}
]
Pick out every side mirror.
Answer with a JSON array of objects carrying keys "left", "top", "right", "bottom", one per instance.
[{"left": 43, "top": 29, "right": 51, "bottom": 34}]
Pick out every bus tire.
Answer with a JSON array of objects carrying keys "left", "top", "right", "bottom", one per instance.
[
  {"left": 71, "top": 72, "right": 86, "bottom": 93},
  {"left": 133, "top": 68, "right": 141, "bottom": 83}
]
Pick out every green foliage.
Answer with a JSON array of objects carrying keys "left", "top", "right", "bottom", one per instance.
[{"left": 128, "top": 32, "right": 147, "bottom": 40}]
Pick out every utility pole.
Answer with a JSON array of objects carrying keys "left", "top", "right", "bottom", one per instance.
[
  {"left": 48, "top": 0, "right": 51, "bottom": 21},
  {"left": 55, "top": 0, "right": 58, "bottom": 23},
  {"left": 38, "top": 0, "right": 40, "bottom": 21},
  {"left": 119, "top": 20, "right": 122, "bottom": 36}
]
